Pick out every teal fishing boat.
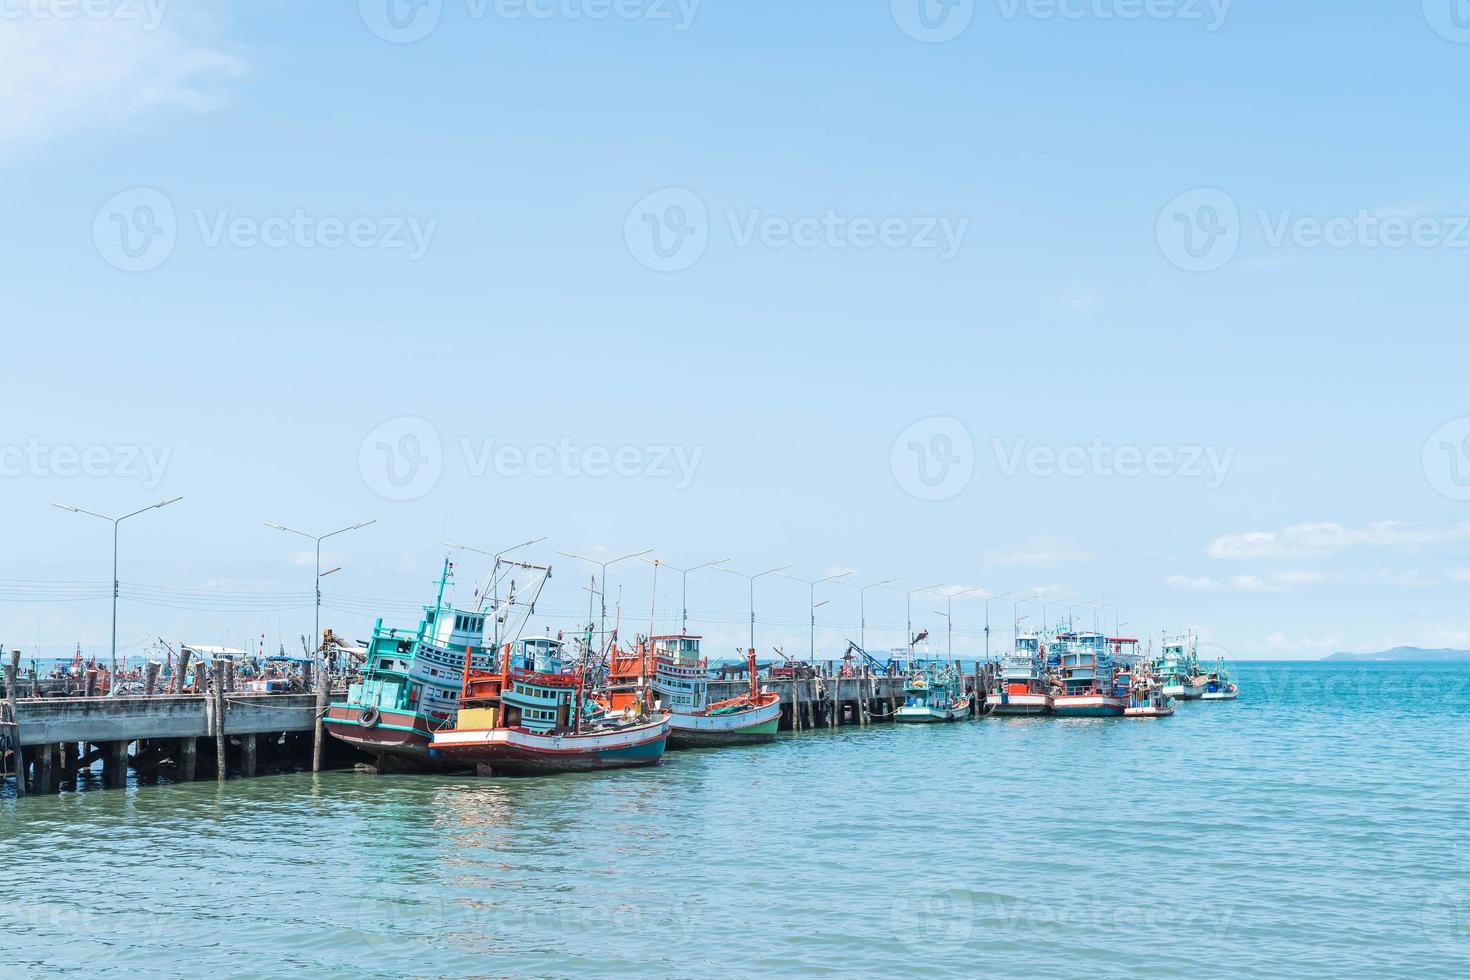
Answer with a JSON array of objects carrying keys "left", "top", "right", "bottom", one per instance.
[
  {"left": 895, "top": 661, "right": 971, "bottom": 723},
  {"left": 1155, "top": 632, "right": 1204, "bottom": 700}
]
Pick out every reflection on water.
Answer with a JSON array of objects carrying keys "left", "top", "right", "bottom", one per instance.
[{"left": 3, "top": 663, "right": 1469, "bottom": 977}]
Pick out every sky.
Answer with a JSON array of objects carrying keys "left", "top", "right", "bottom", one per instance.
[{"left": 3, "top": 0, "right": 1470, "bottom": 664}]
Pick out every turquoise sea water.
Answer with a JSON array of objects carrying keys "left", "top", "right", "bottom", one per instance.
[{"left": 3, "top": 662, "right": 1468, "bottom": 978}]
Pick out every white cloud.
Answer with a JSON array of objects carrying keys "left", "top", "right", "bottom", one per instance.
[
  {"left": 984, "top": 547, "right": 1095, "bottom": 567},
  {"left": 0, "top": 5, "right": 247, "bottom": 156},
  {"left": 1264, "top": 632, "right": 1341, "bottom": 654},
  {"left": 1206, "top": 522, "right": 1470, "bottom": 560},
  {"left": 1167, "top": 571, "right": 1326, "bottom": 593}
]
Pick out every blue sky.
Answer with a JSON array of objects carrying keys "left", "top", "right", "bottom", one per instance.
[{"left": 3, "top": 0, "right": 1470, "bottom": 662}]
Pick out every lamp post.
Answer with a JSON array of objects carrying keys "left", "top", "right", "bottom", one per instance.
[
  {"left": 880, "top": 582, "right": 944, "bottom": 667},
  {"left": 642, "top": 556, "right": 729, "bottom": 634},
  {"left": 55, "top": 496, "right": 183, "bottom": 678},
  {"left": 447, "top": 536, "right": 546, "bottom": 651},
  {"left": 780, "top": 570, "right": 853, "bottom": 661},
  {"left": 834, "top": 577, "right": 897, "bottom": 653},
  {"left": 559, "top": 549, "right": 652, "bottom": 648},
  {"left": 718, "top": 563, "right": 793, "bottom": 653},
  {"left": 266, "top": 520, "right": 376, "bottom": 666}
]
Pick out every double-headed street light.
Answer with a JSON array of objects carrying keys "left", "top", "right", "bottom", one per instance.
[
  {"left": 880, "top": 581, "right": 944, "bottom": 665},
  {"left": 833, "top": 577, "right": 897, "bottom": 654},
  {"left": 266, "top": 519, "right": 376, "bottom": 664},
  {"left": 559, "top": 549, "right": 652, "bottom": 648},
  {"left": 642, "top": 556, "right": 729, "bottom": 635},
  {"left": 780, "top": 570, "right": 853, "bottom": 661},
  {"left": 54, "top": 496, "right": 183, "bottom": 677},
  {"left": 448, "top": 536, "right": 546, "bottom": 650},
  {"left": 718, "top": 563, "right": 793, "bottom": 653}
]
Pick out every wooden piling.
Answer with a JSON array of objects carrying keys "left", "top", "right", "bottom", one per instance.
[
  {"left": 144, "top": 660, "right": 162, "bottom": 697},
  {"left": 4, "top": 656, "right": 24, "bottom": 798},
  {"left": 830, "top": 670, "right": 839, "bottom": 729},
  {"left": 173, "top": 649, "right": 191, "bottom": 694},
  {"left": 84, "top": 668, "right": 98, "bottom": 697},
  {"left": 212, "top": 663, "right": 227, "bottom": 782},
  {"left": 312, "top": 661, "right": 328, "bottom": 773}
]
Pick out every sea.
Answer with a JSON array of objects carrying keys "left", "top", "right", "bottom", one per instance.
[{"left": 3, "top": 661, "right": 1467, "bottom": 978}]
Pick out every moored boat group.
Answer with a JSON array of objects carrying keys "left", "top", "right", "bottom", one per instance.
[{"left": 324, "top": 555, "right": 1238, "bottom": 779}]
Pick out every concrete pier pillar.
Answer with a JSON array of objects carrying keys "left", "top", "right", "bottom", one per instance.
[
  {"left": 104, "top": 740, "right": 129, "bottom": 789},
  {"left": 178, "top": 737, "right": 197, "bottom": 781},
  {"left": 240, "top": 733, "right": 257, "bottom": 778}
]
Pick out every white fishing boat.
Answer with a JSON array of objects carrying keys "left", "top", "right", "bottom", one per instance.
[
  {"left": 991, "top": 630, "right": 1052, "bottom": 715},
  {"left": 895, "top": 661, "right": 971, "bottom": 722},
  {"left": 1156, "top": 632, "right": 1205, "bottom": 700}
]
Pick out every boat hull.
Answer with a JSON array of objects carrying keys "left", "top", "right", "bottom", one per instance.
[
  {"left": 667, "top": 698, "right": 782, "bottom": 748},
  {"left": 894, "top": 696, "right": 971, "bottom": 723},
  {"left": 324, "top": 704, "right": 465, "bottom": 772},
  {"left": 1052, "top": 695, "right": 1126, "bottom": 717},
  {"left": 1162, "top": 681, "right": 1205, "bottom": 700},
  {"left": 431, "top": 717, "right": 670, "bottom": 776},
  {"left": 1201, "top": 687, "right": 1238, "bottom": 701},
  {"left": 989, "top": 692, "right": 1052, "bottom": 716},
  {"left": 1123, "top": 703, "right": 1176, "bottom": 718}
]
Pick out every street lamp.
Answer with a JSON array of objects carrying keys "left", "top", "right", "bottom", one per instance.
[
  {"left": 780, "top": 570, "right": 853, "bottom": 661},
  {"left": 837, "top": 577, "right": 898, "bottom": 653},
  {"left": 266, "top": 519, "right": 376, "bottom": 666},
  {"left": 718, "top": 563, "right": 793, "bottom": 653},
  {"left": 54, "top": 496, "right": 183, "bottom": 678},
  {"left": 559, "top": 549, "right": 652, "bottom": 649},
  {"left": 642, "top": 556, "right": 729, "bottom": 635},
  {"left": 447, "top": 536, "right": 546, "bottom": 650},
  {"left": 879, "top": 582, "right": 944, "bottom": 666}
]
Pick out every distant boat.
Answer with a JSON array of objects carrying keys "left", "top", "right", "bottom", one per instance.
[
  {"left": 1052, "top": 630, "right": 1126, "bottom": 717},
  {"left": 1200, "top": 657, "right": 1238, "bottom": 701},
  {"left": 432, "top": 636, "right": 670, "bottom": 776},
  {"left": 649, "top": 637, "right": 782, "bottom": 747},
  {"left": 895, "top": 661, "right": 971, "bottom": 723},
  {"left": 991, "top": 629, "right": 1052, "bottom": 716}
]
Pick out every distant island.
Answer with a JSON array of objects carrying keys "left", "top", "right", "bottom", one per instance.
[{"left": 1321, "top": 647, "right": 1470, "bottom": 663}]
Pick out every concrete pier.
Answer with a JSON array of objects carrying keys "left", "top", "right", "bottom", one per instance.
[{"left": 1, "top": 690, "right": 351, "bottom": 794}]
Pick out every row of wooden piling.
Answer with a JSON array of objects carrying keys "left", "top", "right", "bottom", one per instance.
[{"left": 779, "top": 660, "right": 995, "bottom": 731}]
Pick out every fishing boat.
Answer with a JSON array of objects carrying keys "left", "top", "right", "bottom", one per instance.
[
  {"left": 1117, "top": 641, "right": 1174, "bottom": 718},
  {"left": 649, "top": 637, "right": 782, "bottom": 747},
  {"left": 1051, "top": 630, "right": 1126, "bottom": 717},
  {"left": 895, "top": 661, "right": 971, "bottom": 723},
  {"left": 1156, "top": 632, "right": 1205, "bottom": 700},
  {"left": 991, "top": 629, "right": 1052, "bottom": 715},
  {"left": 431, "top": 635, "right": 671, "bottom": 776},
  {"left": 1200, "top": 656, "right": 1239, "bottom": 700},
  {"left": 324, "top": 558, "right": 497, "bottom": 771}
]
